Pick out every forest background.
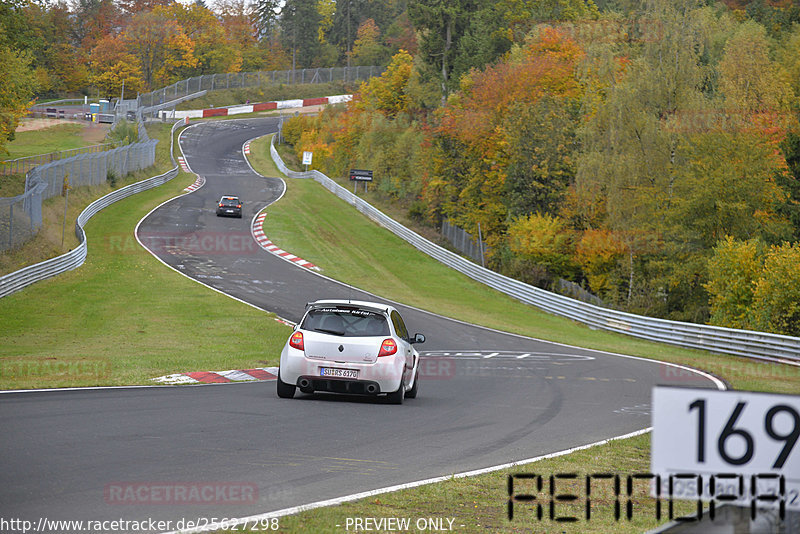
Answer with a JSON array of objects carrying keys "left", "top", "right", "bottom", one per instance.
[{"left": 2, "top": 0, "right": 800, "bottom": 335}]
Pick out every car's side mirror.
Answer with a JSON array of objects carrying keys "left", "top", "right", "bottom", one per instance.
[{"left": 412, "top": 333, "right": 425, "bottom": 344}]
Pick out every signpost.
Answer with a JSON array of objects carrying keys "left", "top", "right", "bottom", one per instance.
[
  {"left": 652, "top": 386, "right": 800, "bottom": 517},
  {"left": 302, "top": 151, "right": 313, "bottom": 172},
  {"left": 349, "top": 169, "right": 373, "bottom": 194}
]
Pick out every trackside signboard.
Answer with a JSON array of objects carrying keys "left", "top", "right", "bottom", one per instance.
[
  {"left": 349, "top": 169, "right": 373, "bottom": 182},
  {"left": 652, "top": 386, "right": 800, "bottom": 512}
]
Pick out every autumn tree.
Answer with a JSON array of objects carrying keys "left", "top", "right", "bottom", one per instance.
[
  {"left": 15, "top": 1, "right": 87, "bottom": 94},
  {"left": 507, "top": 212, "right": 577, "bottom": 281},
  {"left": 385, "top": 11, "right": 418, "bottom": 56},
  {"left": 705, "top": 236, "right": 764, "bottom": 329},
  {"left": 670, "top": 132, "right": 793, "bottom": 250},
  {"left": 281, "top": 0, "right": 322, "bottom": 69},
  {"left": 496, "top": 0, "right": 601, "bottom": 41},
  {"left": 572, "top": 1, "right": 718, "bottom": 315},
  {"left": 0, "top": 41, "right": 38, "bottom": 155},
  {"left": 718, "top": 20, "right": 793, "bottom": 114},
  {"left": 73, "top": 0, "right": 120, "bottom": 53},
  {"left": 91, "top": 56, "right": 145, "bottom": 99},
  {"left": 123, "top": 10, "right": 197, "bottom": 89},
  {"left": 161, "top": 3, "right": 242, "bottom": 76},
  {"left": 575, "top": 229, "right": 625, "bottom": 297},
  {"left": 427, "top": 28, "right": 584, "bottom": 251},
  {"left": 349, "top": 19, "right": 388, "bottom": 66},
  {"left": 751, "top": 242, "right": 800, "bottom": 336},
  {"left": 359, "top": 49, "right": 415, "bottom": 118}
]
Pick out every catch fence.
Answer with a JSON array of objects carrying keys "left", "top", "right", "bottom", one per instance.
[
  {"left": 1, "top": 119, "right": 157, "bottom": 253},
  {"left": 137, "top": 66, "right": 384, "bottom": 110}
]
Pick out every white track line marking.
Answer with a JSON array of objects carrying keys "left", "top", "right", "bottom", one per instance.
[{"left": 168, "top": 428, "right": 654, "bottom": 533}]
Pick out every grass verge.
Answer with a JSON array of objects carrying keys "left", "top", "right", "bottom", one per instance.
[
  {"left": 4, "top": 121, "right": 109, "bottom": 159},
  {"left": 0, "top": 124, "right": 291, "bottom": 389}
]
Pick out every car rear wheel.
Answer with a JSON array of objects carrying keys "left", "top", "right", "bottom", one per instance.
[
  {"left": 405, "top": 370, "right": 419, "bottom": 399},
  {"left": 276, "top": 373, "right": 296, "bottom": 399},
  {"left": 386, "top": 379, "right": 404, "bottom": 405}
]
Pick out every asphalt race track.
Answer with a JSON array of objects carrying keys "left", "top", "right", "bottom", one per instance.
[{"left": 0, "top": 118, "right": 721, "bottom": 530}]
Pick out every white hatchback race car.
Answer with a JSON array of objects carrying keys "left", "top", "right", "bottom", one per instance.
[{"left": 277, "top": 300, "right": 425, "bottom": 404}]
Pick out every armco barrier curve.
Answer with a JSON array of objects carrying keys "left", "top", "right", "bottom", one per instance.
[
  {"left": 270, "top": 136, "right": 800, "bottom": 363},
  {"left": 0, "top": 120, "right": 186, "bottom": 298}
]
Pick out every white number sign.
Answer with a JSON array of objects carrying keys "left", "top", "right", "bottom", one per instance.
[{"left": 652, "top": 386, "right": 800, "bottom": 510}]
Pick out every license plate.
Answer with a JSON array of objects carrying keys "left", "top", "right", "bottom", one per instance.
[
  {"left": 226, "top": 209, "right": 234, "bottom": 213},
  {"left": 320, "top": 367, "right": 358, "bottom": 379}
]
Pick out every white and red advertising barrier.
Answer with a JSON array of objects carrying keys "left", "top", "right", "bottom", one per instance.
[{"left": 159, "top": 95, "right": 352, "bottom": 120}]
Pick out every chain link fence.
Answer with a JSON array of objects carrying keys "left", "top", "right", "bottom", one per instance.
[
  {"left": 1, "top": 118, "right": 157, "bottom": 253},
  {"left": 439, "top": 220, "right": 605, "bottom": 306},
  {"left": 0, "top": 119, "right": 183, "bottom": 297},
  {"left": 441, "top": 219, "right": 488, "bottom": 266},
  {"left": 2, "top": 143, "right": 115, "bottom": 176},
  {"left": 137, "top": 66, "right": 384, "bottom": 110},
  {"left": 0, "top": 193, "right": 40, "bottom": 251}
]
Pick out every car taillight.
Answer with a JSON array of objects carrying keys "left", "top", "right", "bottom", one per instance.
[
  {"left": 289, "top": 331, "right": 304, "bottom": 351},
  {"left": 219, "top": 203, "right": 223, "bottom": 207},
  {"left": 378, "top": 338, "right": 397, "bottom": 357},
  {"left": 237, "top": 204, "right": 241, "bottom": 208}
]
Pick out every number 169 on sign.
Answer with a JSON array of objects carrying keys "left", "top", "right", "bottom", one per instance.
[{"left": 652, "top": 387, "right": 800, "bottom": 511}]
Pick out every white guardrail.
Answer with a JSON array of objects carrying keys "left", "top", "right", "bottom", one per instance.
[
  {"left": 270, "top": 136, "right": 800, "bottom": 363},
  {"left": 0, "top": 120, "right": 186, "bottom": 299}
]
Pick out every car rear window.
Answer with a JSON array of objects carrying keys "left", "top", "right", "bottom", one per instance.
[
  {"left": 302, "top": 308, "right": 390, "bottom": 337},
  {"left": 220, "top": 198, "right": 239, "bottom": 206}
]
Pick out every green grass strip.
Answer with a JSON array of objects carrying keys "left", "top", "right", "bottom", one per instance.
[
  {"left": 0, "top": 126, "right": 290, "bottom": 390},
  {"left": 4, "top": 123, "right": 104, "bottom": 159}
]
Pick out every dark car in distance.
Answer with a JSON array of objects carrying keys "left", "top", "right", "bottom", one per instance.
[{"left": 216, "top": 196, "right": 242, "bottom": 218}]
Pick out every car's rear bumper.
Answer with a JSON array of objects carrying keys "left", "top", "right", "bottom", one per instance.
[
  {"left": 296, "top": 375, "right": 383, "bottom": 395},
  {"left": 279, "top": 346, "right": 405, "bottom": 394},
  {"left": 216, "top": 209, "right": 242, "bottom": 217}
]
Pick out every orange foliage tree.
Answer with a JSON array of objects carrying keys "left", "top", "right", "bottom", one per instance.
[{"left": 424, "top": 28, "right": 584, "bottom": 252}]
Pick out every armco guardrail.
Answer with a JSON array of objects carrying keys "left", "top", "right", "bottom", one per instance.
[
  {"left": 0, "top": 120, "right": 185, "bottom": 299},
  {"left": 270, "top": 137, "right": 800, "bottom": 363}
]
